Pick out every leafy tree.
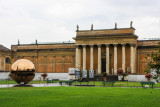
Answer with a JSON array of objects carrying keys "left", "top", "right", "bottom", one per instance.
[{"left": 144, "top": 42, "right": 160, "bottom": 81}]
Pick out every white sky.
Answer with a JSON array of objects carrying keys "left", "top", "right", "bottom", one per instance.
[{"left": 0, "top": 0, "right": 160, "bottom": 48}]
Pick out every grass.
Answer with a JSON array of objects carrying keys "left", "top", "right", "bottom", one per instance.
[
  {"left": 74, "top": 81, "right": 160, "bottom": 88},
  {"left": 0, "top": 86, "right": 160, "bottom": 107},
  {"left": 1, "top": 80, "right": 160, "bottom": 88}
]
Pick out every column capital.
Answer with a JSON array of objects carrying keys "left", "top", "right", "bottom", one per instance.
[
  {"left": 82, "top": 45, "right": 86, "bottom": 47},
  {"left": 113, "top": 44, "right": 118, "bottom": 46},
  {"left": 97, "top": 44, "right": 101, "bottom": 47},
  {"left": 121, "top": 43, "right": 126, "bottom": 46},
  {"left": 130, "top": 43, "right": 136, "bottom": 47},
  {"left": 105, "top": 44, "right": 110, "bottom": 47},
  {"left": 75, "top": 45, "right": 79, "bottom": 48},
  {"left": 89, "top": 44, "right": 94, "bottom": 47}
]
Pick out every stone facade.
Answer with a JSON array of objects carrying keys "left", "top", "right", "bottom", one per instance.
[
  {"left": 74, "top": 28, "right": 137, "bottom": 75},
  {"left": 137, "top": 40, "right": 160, "bottom": 74},
  {"left": 0, "top": 27, "right": 160, "bottom": 75},
  {"left": 0, "top": 45, "right": 11, "bottom": 72},
  {"left": 11, "top": 43, "right": 75, "bottom": 73}
]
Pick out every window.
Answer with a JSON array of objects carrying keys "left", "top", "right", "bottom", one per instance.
[{"left": 5, "top": 57, "right": 11, "bottom": 64}]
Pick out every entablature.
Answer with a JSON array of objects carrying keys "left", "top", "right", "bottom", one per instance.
[{"left": 75, "top": 37, "right": 137, "bottom": 46}]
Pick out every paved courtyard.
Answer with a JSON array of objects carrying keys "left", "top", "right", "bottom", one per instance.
[{"left": 0, "top": 83, "right": 64, "bottom": 88}]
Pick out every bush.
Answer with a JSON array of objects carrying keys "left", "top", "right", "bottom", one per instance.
[{"left": 103, "top": 72, "right": 107, "bottom": 77}]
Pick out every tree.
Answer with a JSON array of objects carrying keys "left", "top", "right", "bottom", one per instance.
[{"left": 144, "top": 42, "right": 160, "bottom": 81}]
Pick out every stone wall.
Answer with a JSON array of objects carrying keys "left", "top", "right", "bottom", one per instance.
[
  {"left": 0, "top": 72, "right": 70, "bottom": 81},
  {"left": 0, "top": 72, "right": 10, "bottom": 80},
  {"left": 128, "top": 75, "right": 156, "bottom": 82},
  {"left": 33, "top": 73, "right": 70, "bottom": 80},
  {"left": 11, "top": 43, "right": 75, "bottom": 73}
]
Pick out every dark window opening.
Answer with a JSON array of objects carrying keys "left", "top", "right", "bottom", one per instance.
[{"left": 5, "top": 57, "right": 11, "bottom": 64}]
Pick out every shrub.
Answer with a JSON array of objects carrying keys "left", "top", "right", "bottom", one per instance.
[{"left": 102, "top": 72, "right": 107, "bottom": 77}]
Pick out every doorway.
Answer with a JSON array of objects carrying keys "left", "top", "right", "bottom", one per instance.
[{"left": 102, "top": 58, "right": 106, "bottom": 73}]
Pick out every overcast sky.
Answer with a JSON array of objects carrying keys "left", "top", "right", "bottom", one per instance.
[{"left": 0, "top": 0, "right": 160, "bottom": 48}]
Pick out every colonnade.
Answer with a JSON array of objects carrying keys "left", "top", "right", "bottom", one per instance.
[{"left": 75, "top": 44, "right": 136, "bottom": 75}]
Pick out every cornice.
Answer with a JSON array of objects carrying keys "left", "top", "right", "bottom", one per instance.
[{"left": 73, "top": 35, "right": 138, "bottom": 40}]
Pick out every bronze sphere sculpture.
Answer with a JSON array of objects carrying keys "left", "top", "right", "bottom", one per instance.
[{"left": 10, "top": 59, "right": 35, "bottom": 84}]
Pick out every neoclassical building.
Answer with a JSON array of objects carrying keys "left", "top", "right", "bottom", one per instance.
[
  {"left": 74, "top": 26, "right": 137, "bottom": 75},
  {"left": 0, "top": 25, "right": 160, "bottom": 75}
]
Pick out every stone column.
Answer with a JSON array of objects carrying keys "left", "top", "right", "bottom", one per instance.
[
  {"left": 90, "top": 45, "right": 94, "bottom": 70},
  {"left": 130, "top": 43, "right": 135, "bottom": 73},
  {"left": 75, "top": 45, "right": 79, "bottom": 68},
  {"left": 133, "top": 44, "right": 136, "bottom": 74},
  {"left": 98, "top": 44, "right": 101, "bottom": 74},
  {"left": 53, "top": 56, "right": 56, "bottom": 72},
  {"left": 82, "top": 45, "right": 86, "bottom": 70},
  {"left": 105, "top": 44, "right": 110, "bottom": 74},
  {"left": 113, "top": 44, "right": 117, "bottom": 74},
  {"left": 122, "top": 44, "right": 126, "bottom": 73},
  {"left": 78, "top": 47, "right": 81, "bottom": 69}
]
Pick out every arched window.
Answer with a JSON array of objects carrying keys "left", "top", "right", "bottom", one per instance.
[{"left": 5, "top": 57, "right": 11, "bottom": 64}]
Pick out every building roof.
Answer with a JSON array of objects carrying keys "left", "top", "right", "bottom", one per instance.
[
  {"left": 0, "top": 45, "right": 10, "bottom": 51},
  {"left": 30, "top": 41, "right": 75, "bottom": 45},
  {"left": 11, "top": 41, "right": 75, "bottom": 51},
  {"left": 137, "top": 38, "right": 160, "bottom": 48},
  {"left": 138, "top": 38, "right": 160, "bottom": 41},
  {"left": 74, "top": 27, "right": 137, "bottom": 40}
]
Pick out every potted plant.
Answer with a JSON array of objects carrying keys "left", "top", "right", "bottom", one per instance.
[
  {"left": 121, "top": 72, "right": 127, "bottom": 81},
  {"left": 117, "top": 68, "right": 127, "bottom": 81},
  {"left": 127, "top": 67, "right": 131, "bottom": 74},
  {"left": 41, "top": 73, "right": 48, "bottom": 80},
  {"left": 117, "top": 68, "right": 123, "bottom": 75},
  {"left": 145, "top": 73, "right": 153, "bottom": 82},
  {"left": 103, "top": 72, "right": 107, "bottom": 81}
]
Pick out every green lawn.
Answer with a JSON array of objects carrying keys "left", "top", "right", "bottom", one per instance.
[
  {"left": 1, "top": 80, "right": 160, "bottom": 88},
  {"left": 0, "top": 86, "right": 160, "bottom": 107},
  {"left": 74, "top": 81, "right": 160, "bottom": 88}
]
